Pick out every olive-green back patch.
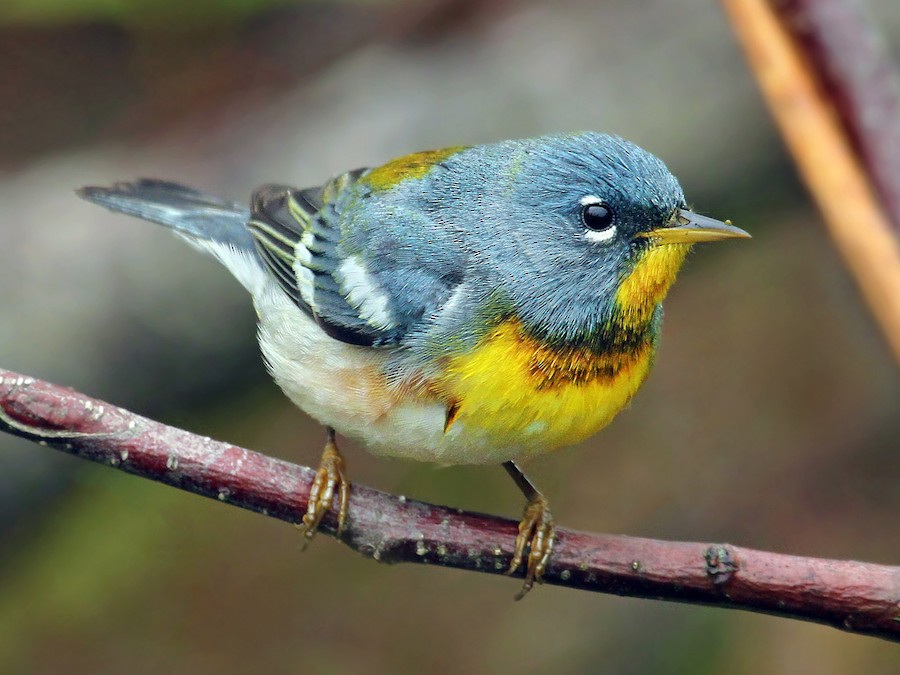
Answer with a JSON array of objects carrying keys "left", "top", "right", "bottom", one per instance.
[{"left": 361, "top": 146, "right": 465, "bottom": 192}]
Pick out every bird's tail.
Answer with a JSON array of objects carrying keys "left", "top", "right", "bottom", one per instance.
[{"left": 78, "top": 179, "right": 265, "bottom": 294}]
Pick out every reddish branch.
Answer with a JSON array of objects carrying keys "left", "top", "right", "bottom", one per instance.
[
  {"left": 775, "top": 0, "right": 900, "bottom": 232},
  {"left": 1, "top": 368, "right": 898, "bottom": 641},
  {"left": 723, "top": 0, "right": 900, "bottom": 363}
]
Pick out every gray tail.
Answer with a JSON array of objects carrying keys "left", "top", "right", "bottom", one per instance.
[
  {"left": 78, "top": 179, "right": 266, "bottom": 294},
  {"left": 77, "top": 179, "right": 255, "bottom": 253}
]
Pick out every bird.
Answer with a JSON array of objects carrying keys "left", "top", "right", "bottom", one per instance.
[{"left": 78, "top": 132, "right": 749, "bottom": 598}]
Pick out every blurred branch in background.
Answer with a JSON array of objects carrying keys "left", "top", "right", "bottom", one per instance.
[
  {"left": 775, "top": 0, "right": 900, "bottom": 230},
  {"left": 2, "top": 368, "right": 899, "bottom": 642},
  {"left": 723, "top": 0, "right": 900, "bottom": 363}
]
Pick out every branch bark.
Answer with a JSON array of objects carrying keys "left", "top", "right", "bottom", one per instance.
[{"left": 2, "top": 368, "right": 898, "bottom": 642}]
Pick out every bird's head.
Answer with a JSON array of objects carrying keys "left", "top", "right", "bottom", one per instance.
[{"left": 443, "top": 133, "right": 750, "bottom": 345}]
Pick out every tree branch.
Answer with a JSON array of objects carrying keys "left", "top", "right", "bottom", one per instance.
[
  {"left": 2, "top": 367, "right": 898, "bottom": 641},
  {"left": 775, "top": 0, "right": 900, "bottom": 233},
  {"left": 722, "top": 0, "right": 900, "bottom": 363}
]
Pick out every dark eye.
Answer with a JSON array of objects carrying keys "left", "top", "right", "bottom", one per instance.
[{"left": 582, "top": 203, "right": 615, "bottom": 231}]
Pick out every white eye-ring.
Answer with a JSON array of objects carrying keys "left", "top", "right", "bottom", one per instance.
[{"left": 580, "top": 195, "right": 617, "bottom": 243}]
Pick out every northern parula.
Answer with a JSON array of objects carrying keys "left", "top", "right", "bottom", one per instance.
[{"left": 78, "top": 132, "right": 749, "bottom": 597}]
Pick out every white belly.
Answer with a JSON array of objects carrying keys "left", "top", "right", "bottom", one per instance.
[{"left": 254, "top": 286, "right": 536, "bottom": 465}]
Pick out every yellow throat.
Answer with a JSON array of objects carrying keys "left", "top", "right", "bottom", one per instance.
[{"left": 437, "top": 242, "right": 691, "bottom": 451}]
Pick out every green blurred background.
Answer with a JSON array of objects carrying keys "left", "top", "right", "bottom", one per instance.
[{"left": 1, "top": 0, "right": 899, "bottom": 673}]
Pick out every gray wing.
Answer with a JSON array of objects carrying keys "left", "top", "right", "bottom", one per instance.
[{"left": 247, "top": 170, "right": 464, "bottom": 347}]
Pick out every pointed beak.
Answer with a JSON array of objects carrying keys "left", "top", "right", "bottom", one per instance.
[{"left": 638, "top": 209, "right": 751, "bottom": 244}]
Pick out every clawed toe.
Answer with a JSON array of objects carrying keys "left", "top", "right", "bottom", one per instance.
[
  {"left": 506, "top": 493, "right": 556, "bottom": 599},
  {"left": 297, "top": 428, "right": 350, "bottom": 547}
]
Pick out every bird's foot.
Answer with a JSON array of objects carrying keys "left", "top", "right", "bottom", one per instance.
[
  {"left": 297, "top": 428, "right": 350, "bottom": 548},
  {"left": 506, "top": 492, "right": 556, "bottom": 600}
]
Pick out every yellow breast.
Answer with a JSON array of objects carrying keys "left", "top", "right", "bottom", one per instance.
[{"left": 436, "top": 318, "right": 655, "bottom": 451}]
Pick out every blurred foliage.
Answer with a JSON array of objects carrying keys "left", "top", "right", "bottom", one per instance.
[{"left": 0, "top": 0, "right": 377, "bottom": 27}]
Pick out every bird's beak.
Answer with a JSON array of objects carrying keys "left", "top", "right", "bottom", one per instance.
[{"left": 638, "top": 209, "right": 751, "bottom": 243}]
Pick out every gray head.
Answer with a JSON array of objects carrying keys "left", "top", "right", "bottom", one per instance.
[
  {"left": 345, "top": 132, "right": 746, "bottom": 350},
  {"left": 426, "top": 133, "right": 690, "bottom": 344}
]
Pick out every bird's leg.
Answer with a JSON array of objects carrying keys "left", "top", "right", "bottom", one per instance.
[
  {"left": 503, "top": 460, "right": 556, "bottom": 600},
  {"left": 297, "top": 426, "right": 350, "bottom": 548}
]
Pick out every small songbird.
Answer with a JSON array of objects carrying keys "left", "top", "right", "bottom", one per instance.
[{"left": 78, "top": 132, "right": 749, "bottom": 597}]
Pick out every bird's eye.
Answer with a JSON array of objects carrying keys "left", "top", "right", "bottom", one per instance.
[
  {"left": 582, "top": 203, "right": 614, "bottom": 231},
  {"left": 579, "top": 199, "right": 617, "bottom": 244}
]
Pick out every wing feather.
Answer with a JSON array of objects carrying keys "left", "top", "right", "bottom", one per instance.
[
  {"left": 248, "top": 172, "right": 401, "bottom": 346},
  {"left": 247, "top": 167, "right": 465, "bottom": 349}
]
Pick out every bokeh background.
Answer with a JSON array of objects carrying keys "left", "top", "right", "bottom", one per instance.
[{"left": 1, "top": 1, "right": 899, "bottom": 673}]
